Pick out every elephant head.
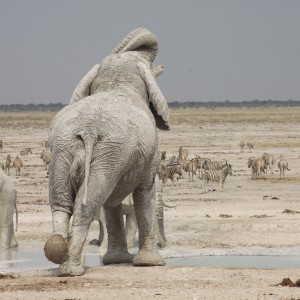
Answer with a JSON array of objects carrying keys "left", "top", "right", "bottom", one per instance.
[{"left": 69, "top": 27, "right": 169, "bottom": 131}]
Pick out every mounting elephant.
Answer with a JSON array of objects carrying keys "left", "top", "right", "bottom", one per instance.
[
  {"left": 90, "top": 176, "right": 176, "bottom": 249},
  {"left": 0, "top": 168, "right": 18, "bottom": 250},
  {"left": 44, "top": 27, "right": 169, "bottom": 276}
]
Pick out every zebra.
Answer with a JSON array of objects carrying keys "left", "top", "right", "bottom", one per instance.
[
  {"left": 203, "top": 159, "right": 227, "bottom": 171},
  {"left": 239, "top": 141, "right": 245, "bottom": 153},
  {"left": 158, "top": 162, "right": 183, "bottom": 188},
  {"left": 20, "top": 147, "right": 33, "bottom": 156},
  {"left": 178, "top": 146, "right": 188, "bottom": 160},
  {"left": 246, "top": 141, "right": 254, "bottom": 153},
  {"left": 196, "top": 158, "right": 211, "bottom": 179},
  {"left": 248, "top": 157, "right": 267, "bottom": 179},
  {"left": 40, "top": 150, "right": 52, "bottom": 171},
  {"left": 202, "top": 164, "right": 233, "bottom": 193},
  {"left": 4, "top": 154, "right": 12, "bottom": 175},
  {"left": 0, "top": 140, "right": 3, "bottom": 152},
  {"left": 13, "top": 155, "right": 23, "bottom": 176},
  {"left": 262, "top": 153, "right": 276, "bottom": 174},
  {"left": 278, "top": 158, "right": 290, "bottom": 179}
]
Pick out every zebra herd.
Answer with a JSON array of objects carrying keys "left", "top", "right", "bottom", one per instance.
[
  {"left": 0, "top": 139, "right": 51, "bottom": 176},
  {"left": 158, "top": 147, "right": 233, "bottom": 193},
  {"left": 159, "top": 146, "right": 292, "bottom": 193},
  {"left": 247, "top": 152, "right": 290, "bottom": 180}
]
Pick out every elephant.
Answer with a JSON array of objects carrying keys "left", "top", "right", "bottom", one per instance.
[
  {"left": 44, "top": 27, "right": 170, "bottom": 276},
  {"left": 90, "top": 176, "right": 176, "bottom": 249},
  {"left": 0, "top": 168, "right": 18, "bottom": 250}
]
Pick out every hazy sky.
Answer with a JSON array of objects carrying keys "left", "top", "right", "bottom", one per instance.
[{"left": 1, "top": 0, "right": 300, "bottom": 104}]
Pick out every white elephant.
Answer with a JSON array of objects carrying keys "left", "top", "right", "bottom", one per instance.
[
  {"left": 44, "top": 27, "right": 169, "bottom": 276},
  {"left": 0, "top": 168, "right": 18, "bottom": 250}
]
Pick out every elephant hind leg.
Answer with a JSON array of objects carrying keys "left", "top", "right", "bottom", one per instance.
[
  {"left": 132, "top": 182, "right": 165, "bottom": 267},
  {"left": 102, "top": 204, "right": 133, "bottom": 265}
]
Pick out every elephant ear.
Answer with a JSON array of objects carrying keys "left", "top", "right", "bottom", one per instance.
[
  {"left": 112, "top": 27, "right": 158, "bottom": 63},
  {"left": 69, "top": 64, "right": 100, "bottom": 104},
  {"left": 137, "top": 62, "right": 169, "bottom": 130}
]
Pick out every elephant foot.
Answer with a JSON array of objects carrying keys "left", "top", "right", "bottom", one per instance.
[
  {"left": 58, "top": 261, "right": 85, "bottom": 277},
  {"left": 102, "top": 250, "right": 133, "bottom": 265},
  {"left": 133, "top": 249, "right": 165, "bottom": 266}
]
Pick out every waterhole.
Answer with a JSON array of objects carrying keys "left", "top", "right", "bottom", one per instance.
[{"left": 1, "top": 242, "right": 300, "bottom": 273}]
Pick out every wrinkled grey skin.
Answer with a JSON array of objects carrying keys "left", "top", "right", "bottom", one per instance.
[
  {"left": 91, "top": 176, "right": 168, "bottom": 249},
  {"left": 47, "top": 28, "right": 169, "bottom": 276},
  {"left": 0, "top": 169, "right": 18, "bottom": 250}
]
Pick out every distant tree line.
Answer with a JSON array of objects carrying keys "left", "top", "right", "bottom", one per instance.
[{"left": 0, "top": 100, "right": 300, "bottom": 112}]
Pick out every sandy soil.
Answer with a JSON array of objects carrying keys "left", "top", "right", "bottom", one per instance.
[{"left": 1, "top": 111, "right": 300, "bottom": 299}]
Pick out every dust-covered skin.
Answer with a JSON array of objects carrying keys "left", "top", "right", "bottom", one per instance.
[{"left": 1, "top": 109, "right": 300, "bottom": 298}]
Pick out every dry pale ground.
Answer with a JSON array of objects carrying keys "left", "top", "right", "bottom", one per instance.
[{"left": 1, "top": 108, "right": 300, "bottom": 299}]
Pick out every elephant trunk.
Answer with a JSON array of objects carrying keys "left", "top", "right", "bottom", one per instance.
[{"left": 111, "top": 27, "right": 158, "bottom": 63}]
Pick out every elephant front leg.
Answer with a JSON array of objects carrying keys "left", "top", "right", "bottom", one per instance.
[
  {"left": 58, "top": 222, "right": 90, "bottom": 276},
  {"left": 102, "top": 204, "right": 133, "bottom": 265},
  {"left": 133, "top": 185, "right": 165, "bottom": 266}
]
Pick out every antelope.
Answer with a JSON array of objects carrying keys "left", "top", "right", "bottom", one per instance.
[{"left": 13, "top": 155, "right": 23, "bottom": 176}]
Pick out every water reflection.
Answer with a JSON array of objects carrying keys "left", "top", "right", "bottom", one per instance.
[{"left": 1, "top": 242, "right": 300, "bottom": 272}]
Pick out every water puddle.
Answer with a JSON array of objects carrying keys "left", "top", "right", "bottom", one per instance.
[{"left": 1, "top": 242, "right": 300, "bottom": 273}]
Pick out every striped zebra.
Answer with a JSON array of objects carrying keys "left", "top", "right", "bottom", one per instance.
[
  {"left": 20, "top": 147, "right": 33, "bottom": 156},
  {"left": 203, "top": 159, "right": 227, "bottom": 171},
  {"left": 178, "top": 146, "right": 188, "bottom": 160},
  {"left": 202, "top": 164, "right": 233, "bottom": 193},
  {"left": 196, "top": 158, "right": 211, "bottom": 179},
  {"left": 278, "top": 158, "right": 290, "bottom": 179},
  {"left": 158, "top": 162, "right": 183, "bottom": 188},
  {"left": 246, "top": 141, "right": 254, "bottom": 153},
  {"left": 13, "top": 155, "right": 23, "bottom": 176},
  {"left": 0, "top": 140, "right": 3, "bottom": 152}
]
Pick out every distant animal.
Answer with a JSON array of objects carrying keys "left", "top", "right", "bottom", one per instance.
[
  {"left": 239, "top": 141, "right": 245, "bottom": 153},
  {"left": 203, "top": 159, "right": 227, "bottom": 171},
  {"left": 184, "top": 157, "right": 200, "bottom": 181},
  {"left": 40, "top": 150, "right": 51, "bottom": 171},
  {"left": 247, "top": 157, "right": 266, "bottom": 179},
  {"left": 202, "top": 164, "right": 233, "bottom": 193},
  {"left": 0, "top": 140, "right": 3, "bottom": 152},
  {"left": 20, "top": 147, "right": 33, "bottom": 156},
  {"left": 13, "top": 155, "right": 23, "bottom": 176},
  {"left": 178, "top": 146, "right": 188, "bottom": 160},
  {"left": 158, "top": 163, "right": 182, "bottom": 188},
  {"left": 40, "top": 140, "right": 49, "bottom": 149},
  {"left": 262, "top": 153, "right": 276, "bottom": 174},
  {"left": 160, "top": 151, "right": 167, "bottom": 162},
  {"left": 278, "top": 158, "right": 290, "bottom": 179},
  {"left": 246, "top": 141, "right": 254, "bottom": 153},
  {"left": 4, "top": 154, "right": 12, "bottom": 175}
]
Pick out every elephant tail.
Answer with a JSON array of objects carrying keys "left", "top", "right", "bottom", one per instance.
[{"left": 81, "top": 135, "right": 96, "bottom": 212}]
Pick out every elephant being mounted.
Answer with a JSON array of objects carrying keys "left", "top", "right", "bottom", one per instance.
[{"left": 44, "top": 27, "right": 170, "bottom": 276}]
